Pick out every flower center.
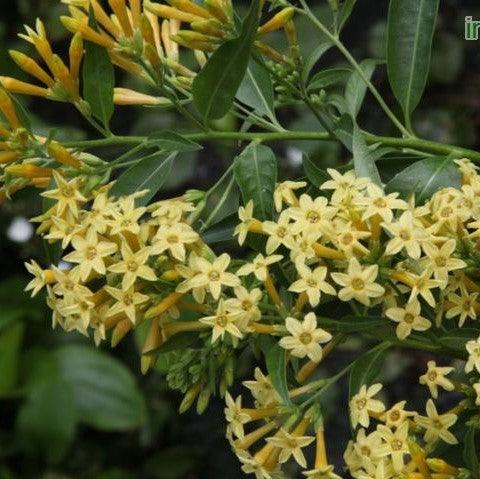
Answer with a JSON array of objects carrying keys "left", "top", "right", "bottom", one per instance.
[
  {"left": 241, "top": 300, "right": 252, "bottom": 311},
  {"left": 307, "top": 278, "right": 317, "bottom": 288},
  {"left": 167, "top": 234, "right": 179, "bottom": 244},
  {"left": 356, "top": 398, "right": 367, "bottom": 410},
  {"left": 86, "top": 246, "right": 97, "bottom": 260},
  {"left": 399, "top": 230, "right": 411, "bottom": 241},
  {"left": 277, "top": 226, "right": 287, "bottom": 238},
  {"left": 391, "top": 439, "right": 403, "bottom": 451},
  {"left": 127, "top": 260, "right": 138, "bottom": 272},
  {"left": 435, "top": 256, "right": 447, "bottom": 267},
  {"left": 123, "top": 294, "right": 133, "bottom": 306},
  {"left": 390, "top": 410, "right": 401, "bottom": 422},
  {"left": 209, "top": 271, "right": 220, "bottom": 281},
  {"left": 428, "top": 371, "right": 437, "bottom": 381},
  {"left": 341, "top": 233, "right": 354, "bottom": 245},
  {"left": 404, "top": 313, "right": 415, "bottom": 324},
  {"left": 373, "top": 198, "right": 386, "bottom": 208},
  {"left": 216, "top": 315, "right": 228, "bottom": 327},
  {"left": 306, "top": 210, "right": 320, "bottom": 223},
  {"left": 352, "top": 278, "right": 365, "bottom": 291},
  {"left": 62, "top": 186, "right": 74, "bottom": 198},
  {"left": 299, "top": 332, "right": 312, "bottom": 345}
]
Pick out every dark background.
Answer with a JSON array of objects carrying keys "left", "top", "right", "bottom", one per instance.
[{"left": 0, "top": 1, "right": 478, "bottom": 478}]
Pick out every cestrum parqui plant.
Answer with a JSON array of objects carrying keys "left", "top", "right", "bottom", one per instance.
[{"left": 2, "top": 0, "right": 480, "bottom": 478}]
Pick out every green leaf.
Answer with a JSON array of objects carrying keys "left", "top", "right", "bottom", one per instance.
[
  {"left": 464, "top": 428, "right": 480, "bottom": 479},
  {"left": 349, "top": 342, "right": 390, "bottom": 399},
  {"left": 318, "top": 316, "right": 385, "bottom": 334},
  {"left": 345, "top": 59, "right": 376, "bottom": 118},
  {"left": 265, "top": 343, "right": 291, "bottom": 405},
  {"left": 16, "top": 379, "right": 77, "bottom": 464},
  {"left": 193, "top": 0, "right": 260, "bottom": 120},
  {"left": 234, "top": 143, "right": 277, "bottom": 220},
  {"left": 437, "top": 328, "right": 478, "bottom": 358},
  {"left": 302, "top": 152, "right": 329, "bottom": 188},
  {"left": 148, "top": 131, "right": 202, "bottom": 153},
  {"left": 352, "top": 125, "right": 382, "bottom": 186},
  {"left": 302, "top": 41, "right": 333, "bottom": 82},
  {"left": 237, "top": 57, "right": 277, "bottom": 123},
  {"left": 387, "top": 0, "right": 439, "bottom": 119},
  {"left": 307, "top": 68, "right": 351, "bottom": 91},
  {"left": 385, "top": 156, "right": 461, "bottom": 204},
  {"left": 0, "top": 321, "right": 24, "bottom": 396},
  {"left": 338, "top": 0, "right": 358, "bottom": 32},
  {"left": 54, "top": 345, "right": 147, "bottom": 431},
  {"left": 201, "top": 213, "right": 238, "bottom": 244},
  {"left": 82, "top": 8, "right": 115, "bottom": 128},
  {"left": 110, "top": 151, "right": 177, "bottom": 206},
  {"left": 199, "top": 169, "right": 239, "bottom": 232}
]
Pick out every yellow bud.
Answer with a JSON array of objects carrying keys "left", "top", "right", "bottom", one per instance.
[
  {"left": 48, "top": 140, "right": 81, "bottom": 168},
  {"left": 258, "top": 7, "right": 295, "bottom": 36},
  {"left": 168, "top": 0, "right": 212, "bottom": 19},
  {"left": 0, "top": 151, "right": 19, "bottom": 164},
  {"left": 0, "top": 124, "right": 10, "bottom": 138},
  {"left": 144, "top": 1, "right": 204, "bottom": 24},
  {"left": 129, "top": 0, "right": 142, "bottom": 28},
  {"left": 111, "top": 318, "right": 133, "bottom": 347},
  {"left": 179, "top": 383, "right": 201, "bottom": 413},
  {"left": 6, "top": 163, "right": 53, "bottom": 179},
  {"left": 9, "top": 50, "right": 55, "bottom": 87},
  {"left": 60, "top": 16, "right": 116, "bottom": 50},
  {"left": 254, "top": 41, "right": 284, "bottom": 63},
  {"left": 191, "top": 19, "right": 225, "bottom": 38},
  {"left": 0, "top": 76, "right": 49, "bottom": 99},
  {"left": 30, "top": 177, "right": 51, "bottom": 188},
  {"left": 203, "top": 0, "right": 231, "bottom": 24},
  {"left": 69, "top": 33, "right": 84, "bottom": 83},
  {"left": 0, "top": 88, "right": 20, "bottom": 129},
  {"left": 140, "top": 353, "right": 158, "bottom": 375},
  {"left": 114, "top": 87, "right": 169, "bottom": 107},
  {"left": 171, "top": 31, "right": 219, "bottom": 52},
  {"left": 108, "top": 0, "right": 133, "bottom": 37},
  {"left": 142, "top": 319, "right": 163, "bottom": 355},
  {"left": 144, "top": 292, "right": 183, "bottom": 320},
  {"left": 426, "top": 459, "right": 458, "bottom": 475},
  {"left": 110, "top": 52, "right": 145, "bottom": 76},
  {"left": 51, "top": 54, "right": 78, "bottom": 99}
]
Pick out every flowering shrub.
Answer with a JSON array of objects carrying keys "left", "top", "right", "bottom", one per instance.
[{"left": 1, "top": 0, "right": 480, "bottom": 478}]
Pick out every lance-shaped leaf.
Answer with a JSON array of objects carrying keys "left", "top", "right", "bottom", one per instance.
[
  {"left": 387, "top": 0, "right": 439, "bottom": 120},
  {"left": 352, "top": 125, "right": 382, "bottom": 186},
  {"left": 349, "top": 342, "right": 390, "bottom": 399},
  {"left": 266, "top": 343, "right": 291, "bottom": 405},
  {"left": 193, "top": 0, "right": 260, "bottom": 121},
  {"left": 237, "top": 57, "right": 277, "bottom": 124},
  {"left": 82, "top": 9, "right": 115, "bottom": 129},
  {"left": 385, "top": 156, "right": 461, "bottom": 204},
  {"left": 307, "top": 67, "right": 351, "bottom": 92},
  {"left": 345, "top": 59, "right": 377, "bottom": 118},
  {"left": 234, "top": 143, "right": 277, "bottom": 220},
  {"left": 110, "top": 151, "right": 177, "bottom": 206}
]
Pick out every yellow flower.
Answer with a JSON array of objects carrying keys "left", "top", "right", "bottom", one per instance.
[
  {"left": 52, "top": 266, "right": 91, "bottom": 299},
  {"left": 266, "top": 428, "right": 315, "bottom": 468},
  {"left": 474, "top": 383, "right": 480, "bottom": 406},
  {"left": 279, "top": 313, "right": 332, "bottom": 362},
  {"left": 303, "top": 466, "right": 343, "bottom": 479},
  {"left": 242, "top": 368, "right": 280, "bottom": 407},
  {"left": 385, "top": 299, "right": 431, "bottom": 340},
  {"left": 380, "top": 401, "right": 414, "bottom": 429},
  {"left": 321, "top": 168, "right": 369, "bottom": 197},
  {"left": 382, "top": 211, "right": 425, "bottom": 259},
  {"left": 419, "top": 361, "right": 454, "bottom": 399},
  {"left": 331, "top": 257, "right": 385, "bottom": 306},
  {"left": 422, "top": 239, "right": 466, "bottom": 285},
  {"left": 273, "top": 180, "right": 306, "bottom": 212},
  {"left": 289, "top": 261, "right": 336, "bottom": 307},
  {"left": 81, "top": 191, "right": 113, "bottom": 235},
  {"left": 349, "top": 384, "right": 385, "bottom": 429},
  {"left": 63, "top": 228, "right": 117, "bottom": 280},
  {"left": 376, "top": 422, "right": 409, "bottom": 473},
  {"left": 234, "top": 200, "right": 254, "bottom": 246},
  {"left": 407, "top": 269, "right": 441, "bottom": 307},
  {"left": 24, "top": 259, "right": 55, "bottom": 296},
  {"left": 108, "top": 196, "right": 146, "bottom": 236},
  {"left": 45, "top": 212, "right": 83, "bottom": 248},
  {"left": 358, "top": 184, "right": 407, "bottom": 223},
  {"left": 414, "top": 399, "right": 458, "bottom": 445},
  {"left": 224, "top": 286, "right": 262, "bottom": 329},
  {"left": 263, "top": 211, "right": 295, "bottom": 254},
  {"left": 288, "top": 194, "right": 336, "bottom": 235},
  {"left": 224, "top": 393, "right": 251, "bottom": 440},
  {"left": 200, "top": 299, "right": 243, "bottom": 343},
  {"left": 236, "top": 253, "right": 282, "bottom": 282},
  {"left": 150, "top": 222, "right": 199, "bottom": 261},
  {"left": 446, "top": 289, "right": 478, "bottom": 327},
  {"left": 183, "top": 253, "right": 239, "bottom": 300},
  {"left": 108, "top": 241, "right": 156, "bottom": 289},
  {"left": 175, "top": 252, "right": 207, "bottom": 303},
  {"left": 105, "top": 285, "right": 149, "bottom": 324},
  {"left": 41, "top": 171, "right": 86, "bottom": 217},
  {"left": 351, "top": 428, "right": 383, "bottom": 472},
  {"left": 331, "top": 221, "right": 370, "bottom": 257},
  {"left": 465, "top": 336, "right": 480, "bottom": 374}
]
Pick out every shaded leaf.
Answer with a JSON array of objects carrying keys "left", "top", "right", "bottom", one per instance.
[
  {"left": 308, "top": 68, "right": 351, "bottom": 92},
  {"left": 234, "top": 144, "right": 277, "bottom": 220},
  {"left": 16, "top": 379, "right": 76, "bottom": 464},
  {"left": 302, "top": 152, "right": 329, "bottom": 188},
  {"left": 349, "top": 342, "right": 390, "bottom": 399},
  {"left": 352, "top": 125, "right": 382, "bottom": 185},
  {"left": 339, "top": 0, "right": 358, "bottom": 31},
  {"left": 387, "top": 0, "right": 439, "bottom": 117},
  {"left": 345, "top": 59, "right": 376, "bottom": 118},
  {"left": 237, "top": 57, "right": 277, "bottom": 123},
  {"left": 302, "top": 41, "right": 333, "bottom": 82},
  {"left": 54, "top": 345, "right": 147, "bottom": 431},
  {"left": 464, "top": 428, "right": 480, "bottom": 479},
  {"left": 148, "top": 131, "right": 202, "bottom": 153},
  {"left": 0, "top": 321, "right": 24, "bottom": 396},
  {"left": 265, "top": 343, "right": 291, "bottom": 405},
  {"left": 437, "top": 329, "right": 478, "bottom": 358},
  {"left": 201, "top": 213, "right": 238, "bottom": 244},
  {"left": 110, "top": 151, "right": 177, "bottom": 206},
  {"left": 82, "top": 9, "right": 115, "bottom": 128},
  {"left": 385, "top": 156, "right": 461, "bottom": 204},
  {"left": 193, "top": 0, "right": 260, "bottom": 120}
]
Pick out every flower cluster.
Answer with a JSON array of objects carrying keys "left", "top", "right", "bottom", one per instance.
[{"left": 23, "top": 160, "right": 480, "bottom": 478}]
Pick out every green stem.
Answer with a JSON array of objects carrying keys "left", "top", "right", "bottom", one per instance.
[
  {"left": 65, "top": 131, "right": 480, "bottom": 162},
  {"left": 297, "top": 0, "right": 411, "bottom": 138}
]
